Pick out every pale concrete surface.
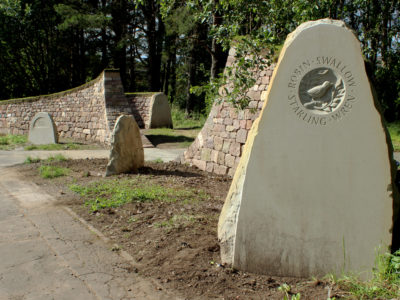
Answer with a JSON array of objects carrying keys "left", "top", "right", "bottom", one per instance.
[
  {"left": 0, "top": 148, "right": 185, "bottom": 167},
  {"left": 0, "top": 148, "right": 185, "bottom": 299}
]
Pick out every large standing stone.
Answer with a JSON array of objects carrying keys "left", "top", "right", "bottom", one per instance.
[
  {"left": 105, "top": 115, "right": 144, "bottom": 176},
  {"left": 218, "top": 19, "right": 399, "bottom": 278},
  {"left": 28, "top": 112, "right": 58, "bottom": 145}
]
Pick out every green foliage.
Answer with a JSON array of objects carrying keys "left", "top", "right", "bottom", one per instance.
[
  {"left": 154, "top": 214, "right": 197, "bottom": 230},
  {"left": 45, "top": 154, "right": 67, "bottom": 162},
  {"left": 171, "top": 106, "right": 206, "bottom": 129},
  {"left": 24, "top": 143, "right": 80, "bottom": 151},
  {"left": 332, "top": 250, "right": 400, "bottom": 299},
  {"left": 151, "top": 158, "right": 164, "bottom": 163},
  {"left": 69, "top": 178, "right": 208, "bottom": 212},
  {"left": 278, "top": 283, "right": 301, "bottom": 300},
  {"left": 39, "top": 165, "right": 69, "bottom": 179},
  {"left": 387, "top": 122, "right": 400, "bottom": 152},
  {"left": 0, "top": 134, "right": 27, "bottom": 150},
  {"left": 24, "top": 156, "right": 41, "bottom": 164},
  {"left": 1, "top": 0, "right": 399, "bottom": 121}
]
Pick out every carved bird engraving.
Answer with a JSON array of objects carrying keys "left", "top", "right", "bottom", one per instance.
[{"left": 304, "top": 81, "right": 333, "bottom": 108}]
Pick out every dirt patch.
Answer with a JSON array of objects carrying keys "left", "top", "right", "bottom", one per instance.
[{"left": 14, "top": 159, "right": 347, "bottom": 299}]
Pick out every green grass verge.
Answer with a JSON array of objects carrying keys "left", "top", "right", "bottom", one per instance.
[
  {"left": 69, "top": 177, "right": 208, "bottom": 212},
  {"left": 25, "top": 154, "right": 68, "bottom": 164},
  {"left": 331, "top": 250, "right": 400, "bottom": 299},
  {"left": 24, "top": 156, "right": 41, "bottom": 164},
  {"left": 0, "top": 134, "right": 27, "bottom": 150},
  {"left": 24, "top": 143, "right": 80, "bottom": 151},
  {"left": 387, "top": 122, "right": 400, "bottom": 152},
  {"left": 154, "top": 214, "right": 198, "bottom": 230},
  {"left": 39, "top": 165, "right": 69, "bottom": 178}
]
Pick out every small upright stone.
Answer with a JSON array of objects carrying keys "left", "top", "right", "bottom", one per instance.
[
  {"left": 105, "top": 115, "right": 144, "bottom": 176},
  {"left": 28, "top": 112, "right": 58, "bottom": 145},
  {"left": 218, "top": 19, "right": 399, "bottom": 278}
]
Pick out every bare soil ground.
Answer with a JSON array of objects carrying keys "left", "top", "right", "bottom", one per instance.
[{"left": 14, "top": 159, "right": 347, "bottom": 299}]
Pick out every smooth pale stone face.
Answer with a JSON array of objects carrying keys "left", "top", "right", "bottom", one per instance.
[
  {"left": 28, "top": 112, "right": 58, "bottom": 145},
  {"left": 218, "top": 19, "right": 398, "bottom": 278},
  {"left": 148, "top": 93, "right": 173, "bottom": 129},
  {"left": 105, "top": 115, "right": 144, "bottom": 176}
]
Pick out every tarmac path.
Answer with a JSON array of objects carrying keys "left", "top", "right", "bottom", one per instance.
[{"left": 0, "top": 149, "right": 184, "bottom": 300}]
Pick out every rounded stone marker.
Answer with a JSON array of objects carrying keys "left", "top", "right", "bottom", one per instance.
[
  {"left": 28, "top": 112, "right": 58, "bottom": 145},
  {"left": 218, "top": 19, "right": 399, "bottom": 278},
  {"left": 105, "top": 115, "right": 144, "bottom": 176},
  {"left": 148, "top": 93, "right": 173, "bottom": 129}
]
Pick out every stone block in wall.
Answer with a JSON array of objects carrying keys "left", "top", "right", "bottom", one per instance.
[
  {"left": 192, "top": 159, "right": 207, "bottom": 171},
  {"left": 214, "top": 136, "right": 223, "bottom": 151},
  {"left": 222, "top": 140, "right": 231, "bottom": 154},
  {"left": 236, "top": 128, "right": 247, "bottom": 144},
  {"left": 217, "top": 152, "right": 225, "bottom": 165},
  {"left": 225, "top": 154, "right": 235, "bottom": 168},
  {"left": 214, "top": 165, "right": 228, "bottom": 175},
  {"left": 230, "top": 142, "right": 241, "bottom": 157},
  {"left": 201, "top": 148, "right": 212, "bottom": 161},
  {"left": 211, "top": 150, "right": 219, "bottom": 163},
  {"left": 246, "top": 120, "right": 253, "bottom": 130},
  {"left": 206, "top": 162, "right": 214, "bottom": 173}
]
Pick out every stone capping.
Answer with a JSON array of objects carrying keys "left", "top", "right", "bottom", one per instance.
[
  {"left": 181, "top": 48, "right": 275, "bottom": 177},
  {"left": 0, "top": 72, "right": 106, "bottom": 105}
]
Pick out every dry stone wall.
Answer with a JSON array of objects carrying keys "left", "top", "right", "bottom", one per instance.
[
  {"left": 0, "top": 73, "right": 110, "bottom": 143},
  {"left": 126, "top": 94, "right": 152, "bottom": 128},
  {"left": 0, "top": 70, "right": 171, "bottom": 144},
  {"left": 126, "top": 93, "right": 173, "bottom": 129},
  {"left": 182, "top": 49, "right": 275, "bottom": 176}
]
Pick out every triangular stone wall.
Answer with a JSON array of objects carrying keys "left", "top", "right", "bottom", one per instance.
[{"left": 182, "top": 48, "right": 275, "bottom": 176}]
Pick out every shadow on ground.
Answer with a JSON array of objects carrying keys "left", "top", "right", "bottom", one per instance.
[
  {"left": 145, "top": 134, "right": 194, "bottom": 147},
  {"left": 138, "top": 166, "right": 202, "bottom": 178}
]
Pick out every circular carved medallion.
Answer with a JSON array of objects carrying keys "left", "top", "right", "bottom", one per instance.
[{"left": 298, "top": 67, "right": 346, "bottom": 115}]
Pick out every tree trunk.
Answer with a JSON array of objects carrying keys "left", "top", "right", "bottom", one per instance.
[{"left": 185, "top": 49, "right": 196, "bottom": 116}]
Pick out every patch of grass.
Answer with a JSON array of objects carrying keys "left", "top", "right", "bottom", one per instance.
[
  {"left": 24, "top": 156, "right": 41, "bottom": 164},
  {"left": 0, "top": 134, "right": 27, "bottom": 150},
  {"left": 39, "top": 165, "right": 69, "bottom": 178},
  {"left": 278, "top": 283, "right": 301, "bottom": 300},
  {"left": 151, "top": 158, "right": 163, "bottom": 163},
  {"left": 24, "top": 143, "right": 80, "bottom": 151},
  {"left": 171, "top": 106, "right": 206, "bottom": 129},
  {"left": 69, "top": 177, "right": 208, "bottom": 212},
  {"left": 154, "top": 214, "right": 197, "bottom": 230},
  {"left": 45, "top": 154, "right": 67, "bottom": 162},
  {"left": 330, "top": 250, "right": 400, "bottom": 299},
  {"left": 154, "top": 215, "right": 198, "bottom": 229},
  {"left": 387, "top": 122, "right": 400, "bottom": 152}
]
